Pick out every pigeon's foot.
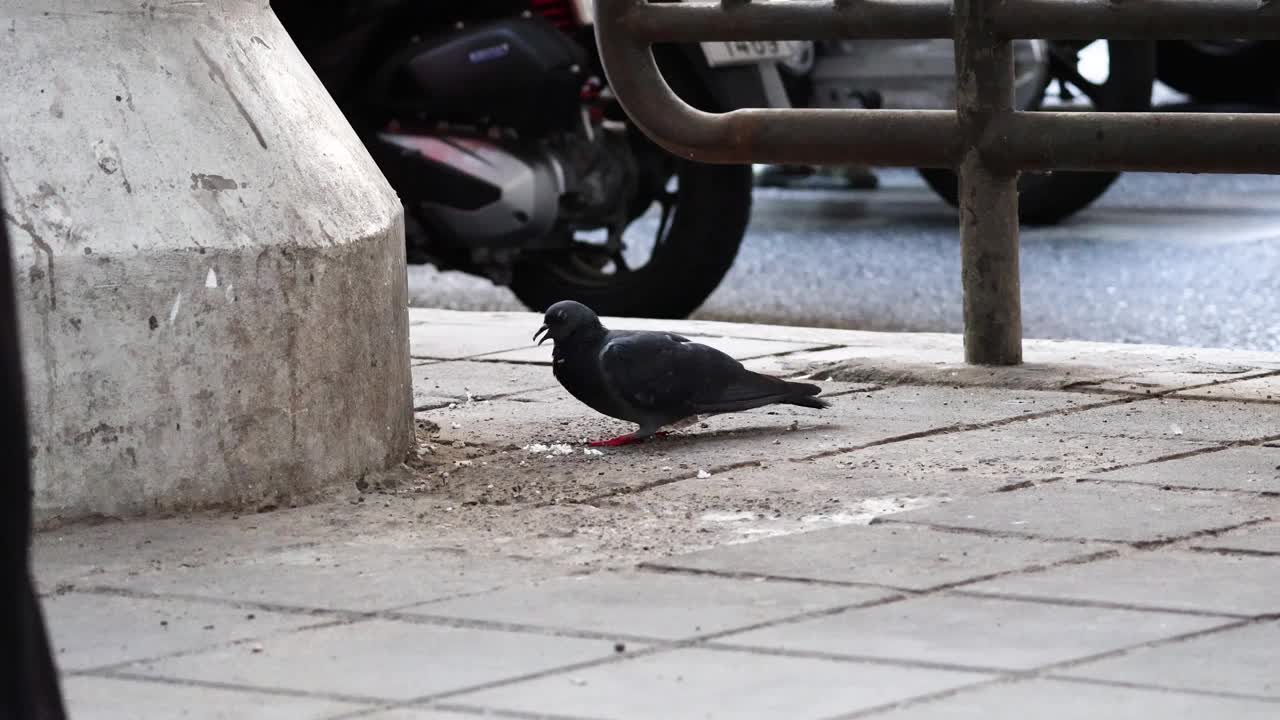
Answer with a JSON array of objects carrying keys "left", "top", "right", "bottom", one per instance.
[
  {"left": 588, "top": 432, "right": 670, "bottom": 448},
  {"left": 588, "top": 434, "right": 642, "bottom": 447}
]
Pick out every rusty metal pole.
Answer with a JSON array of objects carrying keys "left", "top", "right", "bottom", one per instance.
[{"left": 954, "top": 0, "right": 1022, "bottom": 365}]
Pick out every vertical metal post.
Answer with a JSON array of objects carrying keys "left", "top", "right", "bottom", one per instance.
[{"left": 954, "top": 0, "right": 1023, "bottom": 365}]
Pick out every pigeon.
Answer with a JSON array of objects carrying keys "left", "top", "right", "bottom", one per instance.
[{"left": 533, "top": 300, "right": 829, "bottom": 447}]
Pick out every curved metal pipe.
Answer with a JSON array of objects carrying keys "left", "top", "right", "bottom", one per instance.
[{"left": 593, "top": 0, "right": 960, "bottom": 167}]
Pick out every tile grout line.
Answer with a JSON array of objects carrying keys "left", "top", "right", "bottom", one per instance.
[
  {"left": 81, "top": 668, "right": 392, "bottom": 707},
  {"left": 1044, "top": 674, "right": 1280, "bottom": 705},
  {"left": 873, "top": 515, "right": 1275, "bottom": 551},
  {"left": 1184, "top": 545, "right": 1280, "bottom": 558},
  {"left": 63, "top": 583, "right": 668, "bottom": 649},
  {"left": 834, "top": 616, "right": 1264, "bottom": 719},
  {"left": 1087, "top": 476, "right": 1280, "bottom": 498},
  {"left": 436, "top": 704, "right": 611, "bottom": 720},
  {"left": 414, "top": 385, "right": 562, "bottom": 412},
  {"left": 697, "top": 642, "right": 1010, "bottom": 676},
  {"left": 1065, "top": 366, "right": 1280, "bottom": 402},
  {"left": 949, "top": 589, "right": 1253, "bottom": 621},
  {"left": 434, "top": 704, "right": 609, "bottom": 720},
  {"left": 71, "top": 613, "right": 367, "bottom": 676}
]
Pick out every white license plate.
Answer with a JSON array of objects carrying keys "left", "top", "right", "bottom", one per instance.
[{"left": 700, "top": 40, "right": 798, "bottom": 67}]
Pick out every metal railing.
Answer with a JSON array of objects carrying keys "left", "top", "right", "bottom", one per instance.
[{"left": 594, "top": 0, "right": 1280, "bottom": 365}]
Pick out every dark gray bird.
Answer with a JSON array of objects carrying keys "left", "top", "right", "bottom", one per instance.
[{"left": 533, "top": 300, "right": 829, "bottom": 447}]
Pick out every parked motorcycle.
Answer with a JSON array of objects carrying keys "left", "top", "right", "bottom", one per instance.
[
  {"left": 1156, "top": 40, "right": 1280, "bottom": 106},
  {"left": 776, "top": 38, "right": 1157, "bottom": 225},
  {"left": 275, "top": 0, "right": 792, "bottom": 319}
]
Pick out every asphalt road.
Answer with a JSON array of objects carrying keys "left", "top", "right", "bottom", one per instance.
[{"left": 407, "top": 169, "right": 1280, "bottom": 352}]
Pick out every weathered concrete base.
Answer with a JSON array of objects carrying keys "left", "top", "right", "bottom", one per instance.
[
  {"left": 1, "top": 0, "right": 412, "bottom": 524},
  {"left": 22, "top": 228, "right": 411, "bottom": 523}
]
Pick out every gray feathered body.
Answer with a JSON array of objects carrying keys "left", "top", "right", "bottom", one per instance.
[{"left": 552, "top": 327, "right": 828, "bottom": 433}]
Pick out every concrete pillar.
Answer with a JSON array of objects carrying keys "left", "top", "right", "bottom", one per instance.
[{"left": 0, "top": 0, "right": 411, "bottom": 524}]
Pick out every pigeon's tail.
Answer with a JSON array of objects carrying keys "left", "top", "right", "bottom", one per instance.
[
  {"left": 693, "top": 374, "right": 830, "bottom": 414},
  {"left": 781, "top": 380, "right": 830, "bottom": 410}
]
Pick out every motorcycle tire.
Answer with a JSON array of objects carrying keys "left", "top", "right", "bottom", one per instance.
[
  {"left": 509, "top": 160, "right": 752, "bottom": 319},
  {"left": 919, "top": 40, "right": 1156, "bottom": 226},
  {"left": 1156, "top": 40, "right": 1280, "bottom": 105}
]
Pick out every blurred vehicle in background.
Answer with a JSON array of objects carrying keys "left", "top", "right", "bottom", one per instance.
[
  {"left": 276, "top": 0, "right": 794, "bottom": 319},
  {"left": 768, "top": 38, "right": 1157, "bottom": 225},
  {"left": 1156, "top": 40, "right": 1280, "bottom": 105}
]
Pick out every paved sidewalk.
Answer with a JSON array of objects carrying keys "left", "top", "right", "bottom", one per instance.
[{"left": 34, "top": 309, "right": 1280, "bottom": 719}]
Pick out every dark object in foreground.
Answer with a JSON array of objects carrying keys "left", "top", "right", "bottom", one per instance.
[
  {"left": 534, "top": 301, "right": 828, "bottom": 447},
  {"left": 1, "top": 180, "right": 68, "bottom": 718}
]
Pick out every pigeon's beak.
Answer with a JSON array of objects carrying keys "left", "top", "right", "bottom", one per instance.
[{"left": 533, "top": 324, "right": 550, "bottom": 345}]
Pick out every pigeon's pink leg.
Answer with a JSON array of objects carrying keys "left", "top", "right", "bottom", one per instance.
[
  {"left": 588, "top": 431, "right": 670, "bottom": 447},
  {"left": 588, "top": 434, "right": 642, "bottom": 447}
]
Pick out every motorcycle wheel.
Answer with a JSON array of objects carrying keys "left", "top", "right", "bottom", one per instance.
[
  {"left": 509, "top": 159, "right": 752, "bottom": 319},
  {"left": 919, "top": 40, "right": 1156, "bottom": 226},
  {"left": 1156, "top": 40, "right": 1280, "bottom": 105}
]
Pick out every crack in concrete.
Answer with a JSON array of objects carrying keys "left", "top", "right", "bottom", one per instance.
[{"left": 874, "top": 515, "right": 1275, "bottom": 551}]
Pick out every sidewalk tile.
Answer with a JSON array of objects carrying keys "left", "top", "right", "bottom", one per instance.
[
  {"left": 883, "top": 481, "right": 1279, "bottom": 544},
  {"left": 410, "top": 317, "right": 536, "bottom": 359},
  {"left": 478, "top": 336, "right": 826, "bottom": 365},
  {"left": 34, "top": 514, "right": 336, "bottom": 590},
  {"left": 1190, "top": 521, "right": 1280, "bottom": 555},
  {"left": 636, "top": 430, "right": 1212, "bottom": 538},
  {"left": 719, "top": 594, "right": 1226, "bottom": 671},
  {"left": 1173, "top": 373, "right": 1280, "bottom": 402},
  {"left": 106, "top": 542, "right": 551, "bottom": 613},
  {"left": 1015, "top": 396, "right": 1280, "bottom": 443},
  {"left": 1079, "top": 367, "right": 1272, "bottom": 397},
  {"left": 43, "top": 592, "right": 315, "bottom": 671},
  {"left": 1060, "top": 395, "right": 1280, "bottom": 441},
  {"left": 450, "top": 647, "right": 991, "bottom": 720},
  {"left": 412, "top": 361, "right": 557, "bottom": 408},
  {"left": 406, "top": 570, "right": 895, "bottom": 640},
  {"left": 646, "top": 524, "right": 1106, "bottom": 591},
  {"left": 61, "top": 676, "right": 362, "bottom": 720},
  {"left": 1086, "top": 445, "right": 1280, "bottom": 493},
  {"left": 126, "top": 618, "right": 621, "bottom": 702},
  {"left": 865, "top": 678, "right": 1280, "bottom": 719},
  {"left": 1060, "top": 620, "right": 1280, "bottom": 698},
  {"left": 962, "top": 550, "right": 1280, "bottom": 616}
]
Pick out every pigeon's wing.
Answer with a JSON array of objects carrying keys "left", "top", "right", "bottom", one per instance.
[
  {"left": 602, "top": 330, "right": 819, "bottom": 416},
  {"left": 601, "top": 331, "right": 803, "bottom": 416},
  {"left": 599, "top": 332, "right": 734, "bottom": 417},
  {"left": 612, "top": 329, "right": 691, "bottom": 344}
]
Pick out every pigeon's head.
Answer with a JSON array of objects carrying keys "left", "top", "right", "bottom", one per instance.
[{"left": 534, "top": 300, "right": 601, "bottom": 346}]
